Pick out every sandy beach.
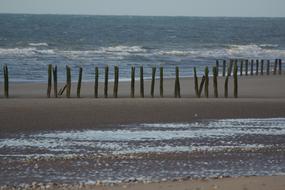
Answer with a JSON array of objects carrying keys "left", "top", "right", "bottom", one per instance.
[
  {"left": 80, "top": 176, "right": 285, "bottom": 190},
  {"left": 1, "top": 75, "right": 285, "bottom": 132},
  {"left": 0, "top": 74, "right": 285, "bottom": 189}
]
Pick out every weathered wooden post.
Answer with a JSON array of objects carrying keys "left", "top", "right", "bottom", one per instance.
[
  {"left": 279, "top": 59, "right": 282, "bottom": 75},
  {"left": 256, "top": 60, "right": 259, "bottom": 75},
  {"left": 234, "top": 62, "right": 238, "bottom": 98},
  {"left": 174, "top": 66, "right": 181, "bottom": 98},
  {"left": 204, "top": 66, "right": 209, "bottom": 98},
  {"left": 266, "top": 60, "right": 270, "bottom": 75},
  {"left": 250, "top": 60, "right": 254, "bottom": 75},
  {"left": 216, "top": 60, "right": 219, "bottom": 76},
  {"left": 3, "top": 65, "right": 9, "bottom": 98},
  {"left": 245, "top": 60, "right": 248, "bottom": 76},
  {"left": 228, "top": 60, "right": 233, "bottom": 76},
  {"left": 151, "top": 67, "right": 156, "bottom": 98},
  {"left": 140, "top": 66, "right": 144, "bottom": 98},
  {"left": 224, "top": 75, "right": 229, "bottom": 98},
  {"left": 160, "top": 66, "right": 163, "bottom": 98},
  {"left": 240, "top": 60, "right": 243, "bottom": 76},
  {"left": 223, "top": 60, "right": 226, "bottom": 77},
  {"left": 198, "top": 76, "right": 206, "bottom": 98},
  {"left": 66, "top": 65, "right": 71, "bottom": 98},
  {"left": 47, "top": 64, "right": 52, "bottom": 98},
  {"left": 130, "top": 66, "right": 135, "bottom": 98},
  {"left": 274, "top": 59, "right": 277, "bottom": 75},
  {"left": 53, "top": 65, "right": 58, "bottom": 98},
  {"left": 76, "top": 67, "right": 83, "bottom": 98},
  {"left": 113, "top": 66, "right": 119, "bottom": 98},
  {"left": 104, "top": 66, "right": 109, "bottom": 98},
  {"left": 224, "top": 66, "right": 231, "bottom": 98},
  {"left": 261, "top": 60, "right": 264, "bottom": 75},
  {"left": 235, "top": 59, "right": 238, "bottom": 73},
  {"left": 94, "top": 67, "right": 99, "bottom": 98},
  {"left": 213, "top": 66, "right": 218, "bottom": 98},
  {"left": 194, "top": 67, "right": 199, "bottom": 98}
]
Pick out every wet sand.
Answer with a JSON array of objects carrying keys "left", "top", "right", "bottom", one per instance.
[
  {"left": 0, "top": 75, "right": 285, "bottom": 189},
  {"left": 94, "top": 176, "right": 285, "bottom": 190},
  {"left": 0, "top": 75, "right": 285, "bottom": 133}
]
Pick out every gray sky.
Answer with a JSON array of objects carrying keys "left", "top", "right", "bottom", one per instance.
[{"left": 0, "top": 0, "right": 284, "bottom": 17}]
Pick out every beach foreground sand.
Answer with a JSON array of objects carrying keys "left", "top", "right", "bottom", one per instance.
[
  {"left": 0, "top": 75, "right": 285, "bottom": 189},
  {"left": 80, "top": 176, "right": 285, "bottom": 190},
  {"left": 0, "top": 75, "right": 285, "bottom": 132},
  {"left": 102, "top": 176, "right": 285, "bottom": 190},
  {"left": 19, "top": 176, "right": 284, "bottom": 190}
]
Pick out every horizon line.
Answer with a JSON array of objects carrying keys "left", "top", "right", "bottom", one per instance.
[{"left": 0, "top": 12, "right": 285, "bottom": 18}]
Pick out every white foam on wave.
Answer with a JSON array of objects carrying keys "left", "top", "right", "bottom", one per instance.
[
  {"left": 0, "top": 45, "right": 147, "bottom": 58},
  {"left": 0, "top": 44, "right": 284, "bottom": 60},
  {"left": 259, "top": 44, "right": 279, "bottom": 48},
  {"left": 101, "top": 46, "right": 147, "bottom": 53},
  {"left": 28, "top": 42, "right": 49, "bottom": 47},
  {"left": 0, "top": 47, "right": 55, "bottom": 56},
  {"left": 156, "top": 44, "right": 285, "bottom": 59}
]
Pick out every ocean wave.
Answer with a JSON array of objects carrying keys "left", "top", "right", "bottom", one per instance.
[
  {"left": 158, "top": 50, "right": 195, "bottom": 56},
  {"left": 28, "top": 42, "right": 49, "bottom": 47},
  {"left": 259, "top": 44, "right": 279, "bottom": 48},
  {"left": 156, "top": 44, "right": 285, "bottom": 59},
  {"left": 101, "top": 45, "right": 147, "bottom": 53},
  {"left": 0, "top": 47, "right": 55, "bottom": 56},
  {"left": 0, "top": 44, "right": 284, "bottom": 59}
]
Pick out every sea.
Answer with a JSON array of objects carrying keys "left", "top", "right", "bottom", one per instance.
[{"left": 0, "top": 14, "right": 285, "bottom": 82}]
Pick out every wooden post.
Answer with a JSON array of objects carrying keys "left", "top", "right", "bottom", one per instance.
[
  {"left": 245, "top": 60, "right": 248, "bottom": 76},
  {"left": 113, "top": 66, "right": 119, "bottom": 98},
  {"left": 130, "top": 66, "right": 135, "bottom": 98},
  {"left": 47, "top": 64, "right": 52, "bottom": 98},
  {"left": 279, "top": 59, "right": 282, "bottom": 75},
  {"left": 274, "top": 59, "right": 277, "bottom": 75},
  {"left": 261, "top": 60, "right": 264, "bottom": 75},
  {"left": 53, "top": 65, "right": 58, "bottom": 98},
  {"left": 213, "top": 66, "right": 218, "bottom": 98},
  {"left": 256, "top": 60, "right": 259, "bottom": 75},
  {"left": 160, "top": 66, "right": 163, "bottom": 98},
  {"left": 224, "top": 75, "right": 229, "bottom": 98},
  {"left": 204, "top": 66, "right": 209, "bottom": 98},
  {"left": 198, "top": 76, "right": 205, "bottom": 98},
  {"left": 104, "top": 66, "right": 109, "bottom": 98},
  {"left": 140, "top": 66, "right": 144, "bottom": 98},
  {"left": 194, "top": 67, "right": 199, "bottom": 98},
  {"left": 150, "top": 67, "right": 156, "bottom": 98},
  {"left": 234, "top": 62, "right": 238, "bottom": 98},
  {"left": 223, "top": 60, "right": 226, "bottom": 77},
  {"left": 250, "top": 60, "right": 254, "bottom": 75},
  {"left": 216, "top": 60, "right": 219, "bottom": 76},
  {"left": 228, "top": 60, "right": 233, "bottom": 77},
  {"left": 77, "top": 67, "right": 83, "bottom": 98},
  {"left": 3, "top": 65, "right": 9, "bottom": 98},
  {"left": 240, "top": 60, "right": 243, "bottom": 76},
  {"left": 94, "top": 67, "right": 99, "bottom": 98},
  {"left": 174, "top": 66, "right": 181, "bottom": 98},
  {"left": 266, "top": 60, "right": 270, "bottom": 75},
  {"left": 66, "top": 65, "right": 71, "bottom": 98}
]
